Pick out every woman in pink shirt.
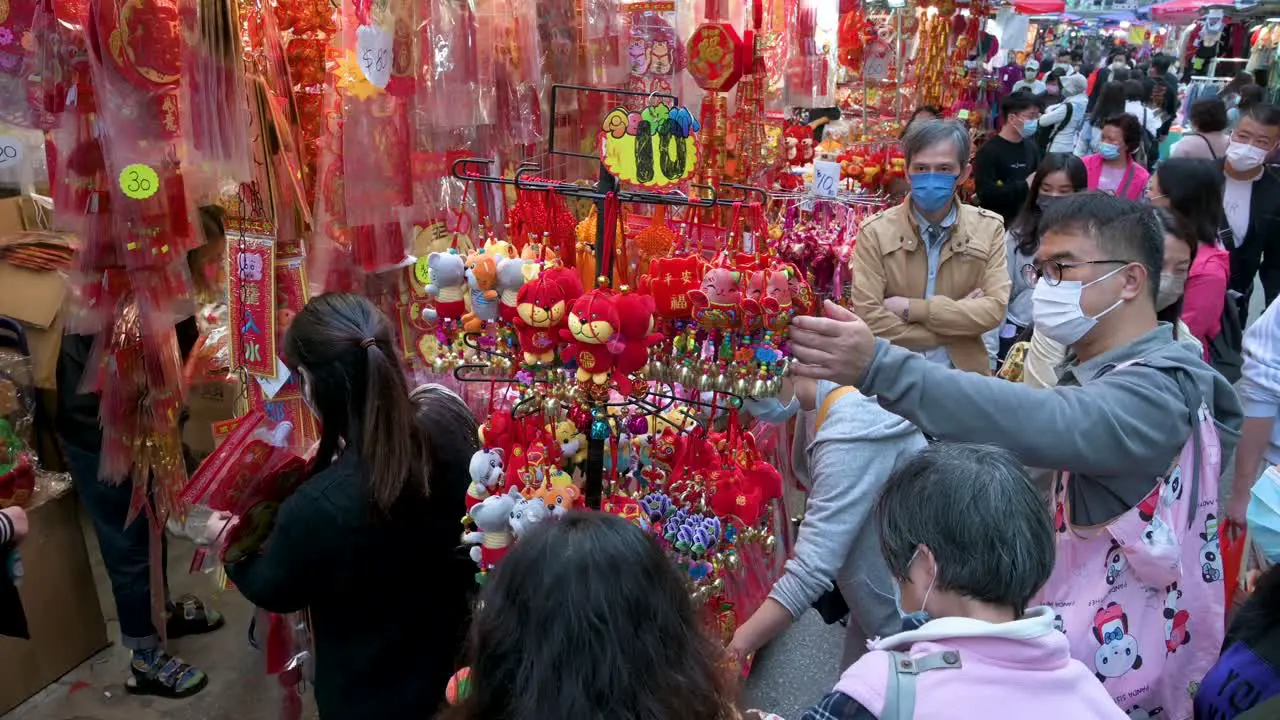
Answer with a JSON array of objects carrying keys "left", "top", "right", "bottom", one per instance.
[
  {"left": 1080, "top": 113, "right": 1149, "bottom": 200},
  {"left": 1147, "top": 158, "right": 1231, "bottom": 358}
]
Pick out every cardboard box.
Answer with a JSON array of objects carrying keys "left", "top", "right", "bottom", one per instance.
[
  {"left": 0, "top": 487, "right": 109, "bottom": 714},
  {"left": 184, "top": 376, "right": 242, "bottom": 459},
  {"left": 0, "top": 196, "right": 69, "bottom": 390}
]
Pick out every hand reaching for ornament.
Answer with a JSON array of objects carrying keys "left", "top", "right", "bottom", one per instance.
[{"left": 789, "top": 301, "right": 878, "bottom": 388}]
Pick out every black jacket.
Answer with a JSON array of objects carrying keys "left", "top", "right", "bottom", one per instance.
[
  {"left": 225, "top": 449, "right": 474, "bottom": 720},
  {"left": 1221, "top": 163, "right": 1280, "bottom": 323}
]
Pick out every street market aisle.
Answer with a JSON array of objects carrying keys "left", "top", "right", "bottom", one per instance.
[{"left": 3, "top": 529, "right": 835, "bottom": 720}]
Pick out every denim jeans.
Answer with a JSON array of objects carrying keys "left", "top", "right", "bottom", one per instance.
[{"left": 63, "top": 442, "right": 166, "bottom": 650}]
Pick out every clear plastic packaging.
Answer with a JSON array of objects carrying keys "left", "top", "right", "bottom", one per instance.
[
  {"left": 179, "top": 0, "right": 254, "bottom": 191},
  {"left": 418, "top": 0, "right": 492, "bottom": 131}
]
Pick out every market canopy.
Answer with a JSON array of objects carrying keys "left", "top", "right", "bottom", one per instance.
[
  {"left": 1149, "top": 0, "right": 1231, "bottom": 21},
  {"left": 1011, "top": 0, "right": 1067, "bottom": 14}
]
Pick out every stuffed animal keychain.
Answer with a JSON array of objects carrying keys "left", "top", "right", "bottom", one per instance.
[{"left": 513, "top": 265, "right": 583, "bottom": 365}]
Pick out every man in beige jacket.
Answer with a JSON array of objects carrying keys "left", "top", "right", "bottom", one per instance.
[{"left": 851, "top": 120, "right": 1011, "bottom": 375}]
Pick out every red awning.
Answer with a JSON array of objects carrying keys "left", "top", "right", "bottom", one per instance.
[
  {"left": 1149, "top": 0, "right": 1220, "bottom": 22},
  {"left": 1011, "top": 0, "right": 1066, "bottom": 15}
]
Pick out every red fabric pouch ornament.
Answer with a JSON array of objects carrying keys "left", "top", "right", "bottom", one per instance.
[
  {"left": 641, "top": 255, "right": 705, "bottom": 320},
  {"left": 706, "top": 412, "right": 781, "bottom": 528}
]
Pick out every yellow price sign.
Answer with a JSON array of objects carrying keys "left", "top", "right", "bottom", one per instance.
[
  {"left": 598, "top": 105, "right": 700, "bottom": 188},
  {"left": 414, "top": 255, "right": 431, "bottom": 286},
  {"left": 119, "top": 164, "right": 160, "bottom": 200}
]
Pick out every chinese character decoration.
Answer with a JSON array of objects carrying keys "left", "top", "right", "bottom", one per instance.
[{"left": 228, "top": 233, "right": 278, "bottom": 377}]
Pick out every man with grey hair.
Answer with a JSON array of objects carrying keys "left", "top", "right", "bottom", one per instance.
[
  {"left": 789, "top": 194, "right": 1243, "bottom": 718},
  {"left": 850, "top": 118, "right": 1009, "bottom": 375}
]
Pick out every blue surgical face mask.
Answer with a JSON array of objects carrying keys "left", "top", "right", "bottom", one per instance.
[
  {"left": 1248, "top": 467, "right": 1280, "bottom": 565},
  {"left": 910, "top": 173, "right": 959, "bottom": 215},
  {"left": 892, "top": 549, "right": 936, "bottom": 632},
  {"left": 743, "top": 395, "right": 800, "bottom": 424},
  {"left": 1022, "top": 119, "right": 1040, "bottom": 137},
  {"left": 1099, "top": 142, "right": 1122, "bottom": 161}
]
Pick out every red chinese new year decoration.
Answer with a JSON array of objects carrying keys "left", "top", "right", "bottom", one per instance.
[{"left": 686, "top": 0, "right": 744, "bottom": 92}]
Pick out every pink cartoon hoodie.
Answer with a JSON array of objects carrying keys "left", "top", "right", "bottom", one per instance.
[{"left": 833, "top": 606, "right": 1128, "bottom": 719}]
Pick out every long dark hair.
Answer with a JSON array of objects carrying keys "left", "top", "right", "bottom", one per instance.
[
  {"left": 1093, "top": 83, "right": 1126, "bottom": 126},
  {"left": 1239, "top": 84, "right": 1267, "bottom": 114},
  {"left": 1223, "top": 71, "right": 1256, "bottom": 99},
  {"left": 410, "top": 384, "right": 479, "bottom": 476},
  {"left": 442, "top": 512, "right": 738, "bottom": 720},
  {"left": 1153, "top": 207, "right": 1197, "bottom": 338},
  {"left": 1011, "top": 153, "right": 1088, "bottom": 256},
  {"left": 283, "top": 293, "right": 429, "bottom": 514},
  {"left": 1154, "top": 158, "right": 1226, "bottom": 248}
]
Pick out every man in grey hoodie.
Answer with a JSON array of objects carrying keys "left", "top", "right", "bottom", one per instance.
[
  {"left": 732, "top": 380, "right": 926, "bottom": 668},
  {"left": 788, "top": 193, "right": 1243, "bottom": 530},
  {"left": 787, "top": 193, "right": 1244, "bottom": 716}
]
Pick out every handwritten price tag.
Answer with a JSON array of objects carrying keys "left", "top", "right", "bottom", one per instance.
[
  {"left": 414, "top": 255, "right": 431, "bottom": 286},
  {"left": 813, "top": 160, "right": 842, "bottom": 198},
  {"left": 356, "top": 24, "right": 393, "bottom": 89},
  {"left": 119, "top": 163, "right": 160, "bottom": 200},
  {"left": 0, "top": 137, "right": 21, "bottom": 170},
  {"left": 864, "top": 43, "right": 890, "bottom": 82}
]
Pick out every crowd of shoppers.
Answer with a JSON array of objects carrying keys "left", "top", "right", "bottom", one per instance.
[{"left": 31, "top": 44, "right": 1280, "bottom": 720}]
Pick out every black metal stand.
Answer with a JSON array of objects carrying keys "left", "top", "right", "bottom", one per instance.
[{"left": 446, "top": 83, "right": 766, "bottom": 509}]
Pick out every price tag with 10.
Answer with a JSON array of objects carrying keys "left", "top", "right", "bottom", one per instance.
[{"left": 813, "top": 160, "right": 842, "bottom": 198}]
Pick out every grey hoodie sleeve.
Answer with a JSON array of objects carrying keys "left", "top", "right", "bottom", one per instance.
[
  {"left": 770, "top": 392, "right": 926, "bottom": 617},
  {"left": 858, "top": 339, "right": 1193, "bottom": 478}
]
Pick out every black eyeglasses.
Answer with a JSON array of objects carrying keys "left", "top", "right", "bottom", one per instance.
[{"left": 1021, "top": 259, "right": 1129, "bottom": 286}]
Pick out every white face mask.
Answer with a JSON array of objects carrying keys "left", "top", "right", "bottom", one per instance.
[
  {"left": 1031, "top": 265, "right": 1127, "bottom": 346},
  {"left": 299, "top": 366, "right": 319, "bottom": 419},
  {"left": 1157, "top": 272, "right": 1186, "bottom": 311},
  {"left": 1226, "top": 141, "right": 1269, "bottom": 173}
]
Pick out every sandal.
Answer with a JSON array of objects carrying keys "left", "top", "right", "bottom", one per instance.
[
  {"left": 166, "top": 594, "right": 225, "bottom": 639},
  {"left": 126, "top": 651, "right": 209, "bottom": 699}
]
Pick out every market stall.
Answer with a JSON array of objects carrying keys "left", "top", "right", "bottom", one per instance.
[{"left": 0, "top": 0, "right": 1020, "bottom": 708}]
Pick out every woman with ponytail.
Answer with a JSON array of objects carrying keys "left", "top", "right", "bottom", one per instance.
[{"left": 225, "top": 293, "right": 477, "bottom": 719}]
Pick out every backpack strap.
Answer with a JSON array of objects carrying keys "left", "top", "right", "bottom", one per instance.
[
  {"left": 814, "top": 386, "right": 857, "bottom": 433},
  {"left": 881, "top": 650, "right": 964, "bottom": 720},
  {"left": 1048, "top": 102, "right": 1074, "bottom": 147},
  {"left": 1199, "top": 133, "right": 1219, "bottom": 159},
  {"left": 1117, "top": 161, "right": 1137, "bottom": 197}
]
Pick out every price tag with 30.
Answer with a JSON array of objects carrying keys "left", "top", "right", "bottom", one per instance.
[{"left": 119, "top": 163, "right": 160, "bottom": 200}]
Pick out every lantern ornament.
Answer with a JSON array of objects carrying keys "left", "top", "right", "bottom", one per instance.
[{"left": 686, "top": 0, "right": 744, "bottom": 92}]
